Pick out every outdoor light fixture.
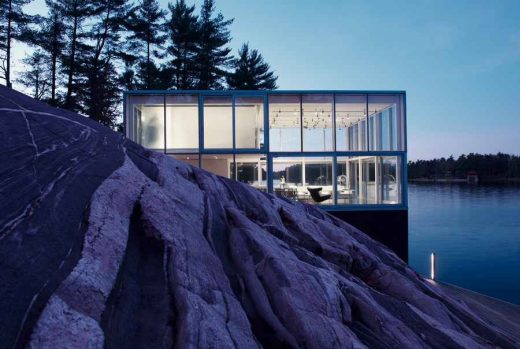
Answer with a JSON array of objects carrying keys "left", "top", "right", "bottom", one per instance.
[{"left": 430, "top": 252, "right": 436, "bottom": 280}]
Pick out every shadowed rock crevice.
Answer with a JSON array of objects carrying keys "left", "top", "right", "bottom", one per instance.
[
  {"left": 123, "top": 141, "right": 159, "bottom": 183},
  {"left": 13, "top": 202, "right": 92, "bottom": 349},
  {"left": 101, "top": 204, "right": 175, "bottom": 349}
]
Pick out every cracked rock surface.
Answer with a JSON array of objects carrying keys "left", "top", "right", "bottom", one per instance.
[{"left": 0, "top": 86, "right": 519, "bottom": 348}]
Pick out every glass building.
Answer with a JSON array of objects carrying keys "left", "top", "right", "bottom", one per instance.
[
  {"left": 125, "top": 91, "right": 407, "bottom": 207},
  {"left": 125, "top": 90, "right": 408, "bottom": 259}
]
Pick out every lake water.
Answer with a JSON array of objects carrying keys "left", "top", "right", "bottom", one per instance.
[{"left": 408, "top": 183, "right": 520, "bottom": 305}]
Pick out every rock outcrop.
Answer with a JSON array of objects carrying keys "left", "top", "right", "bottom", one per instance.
[{"left": 0, "top": 85, "right": 518, "bottom": 348}]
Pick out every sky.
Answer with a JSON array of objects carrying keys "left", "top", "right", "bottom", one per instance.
[{"left": 13, "top": 0, "right": 520, "bottom": 160}]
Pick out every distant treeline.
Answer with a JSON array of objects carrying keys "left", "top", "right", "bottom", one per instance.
[{"left": 408, "top": 153, "right": 520, "bottom": 182}]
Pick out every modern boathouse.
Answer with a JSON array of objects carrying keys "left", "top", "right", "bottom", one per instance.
[{"left": 124, "top": 90, "right": 408, "bottom": 260}]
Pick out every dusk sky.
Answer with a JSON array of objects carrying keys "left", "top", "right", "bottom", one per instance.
[{"left": 15, "top": 0, "right": 520, "bottom": 160}]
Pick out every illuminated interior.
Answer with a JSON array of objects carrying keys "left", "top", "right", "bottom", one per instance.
[{"left": 125, "top": 91, "right": 406, "bottom": 207}]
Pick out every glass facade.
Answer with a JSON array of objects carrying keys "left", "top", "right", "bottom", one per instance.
[
  {"left": 202, "top": 154, "right": 234, "bottom": 178},
  {"left": 125, "top": 90, "right": 406, "bottom": 208},
  {"left": 273, "top": 156, "right": 334, "bottom": 204},
  {"left": 302, "top": 94, "right": 334, "bottom": 151},
  {"left": 166, "top": 94, "right": 198, "bottom": 152},
  {"left": 269, "top": 94, "right": 301, "bottom": 151},
  {"left": 233, "top": 154, "right": 267, "bottom": 190},
  {"left": 235, "top": 96, "right": 265, "bottom": 149},
  {"left": 204, "top": 96, "right": 233, "bottom": 149},
  {"left": 336, "top": 94, "right": 367, "bottom": 151},
  {"left": 336, "top": 156, "right": 402, "bottom": 205}
]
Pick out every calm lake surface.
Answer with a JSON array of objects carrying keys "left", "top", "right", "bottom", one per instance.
[{"left": 408, "top": 183, "right": 520, "bottom": 305}]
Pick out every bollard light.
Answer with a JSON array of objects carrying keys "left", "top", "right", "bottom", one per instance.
[{"left": 430, "top": 252, "right": 436, "bottom": 280}]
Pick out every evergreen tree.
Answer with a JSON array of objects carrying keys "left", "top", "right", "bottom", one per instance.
[
  {"left": 49, "top": 0, "right": 96, "bottom": 110},
  {"left": 0, "top": 0, "right": 34, "bottom": 88},
  {"left": 227, "top": 43, "right": 277, "bottom": 90},
  {"left": 81, "top": 0, "right": 132, "bottom": 127},
  {"left": 164, "top": 0, "right": 198, "bottom": 89},
  {"left": 126, "top": 0, "right": 166, "bottom": 89},
  {"left": 194, "top": 0, "right": 233, "bottom": 89},
  {"left": 27, "top": 0, "right": 66, "bottom": 105},
  {"left": 120, "top": 61, "right": 137, "bottom": 91},
  {"left": 15, "top": 49, "right": 50, "bottom": 99}
]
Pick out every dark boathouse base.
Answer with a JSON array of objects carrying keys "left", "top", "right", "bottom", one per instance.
[{"left": 328, "top": 209, "right": 408, "bottom": 263}]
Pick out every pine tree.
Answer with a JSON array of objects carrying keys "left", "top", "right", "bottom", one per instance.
[
  {"left": 164, "top": 0, "right": 198, "bottom": 90},
  {"left": 26, "top": 0, "right": 66, "bottom": 105},
  {"left": 81, "top": 0, "right": 132, "bottom": 127},
  {"left": 0, "top": 0, "right": 34, "bottom": 88},
  {"left": 194, "top": 0, "right": 233, "bottom": 89},
  {"left": 15, "top": 49, "right": 50, "bottom": 99},
  {"left": 227, "top": 43, "right": 277, "bottom": 90},
  {"left": 49, "top": 0, "right": 96, "bottom": 110},
  {"left": 126, "top": 0, "right": 166, "bottom": 89}
]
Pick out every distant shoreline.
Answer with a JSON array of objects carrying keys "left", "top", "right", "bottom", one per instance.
[{"left": 409, "top": 178, "right": 520, "bottom": 185}]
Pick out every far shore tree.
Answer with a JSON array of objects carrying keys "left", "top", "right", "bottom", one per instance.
[
  {"left": 0, "top": 0, "right": 34, "bottom": 88},
  {"left": 408, "top": 153, "right": 520, "bottom": 180},
  {"left": 227, "top": 43, "right": 278, "bottom": 90}
]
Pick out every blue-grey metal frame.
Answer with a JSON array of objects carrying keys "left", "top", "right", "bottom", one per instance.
[{"left": 123, "top": 90, "right": 408, "bottom": 211}]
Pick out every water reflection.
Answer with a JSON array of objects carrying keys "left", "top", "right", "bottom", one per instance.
[{"left": 408, "top": 183, "right": 520, "bottom": 304}]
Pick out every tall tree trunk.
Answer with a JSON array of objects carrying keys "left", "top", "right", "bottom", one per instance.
[
  {"left": 50, "top": 14, "right": 58, "bottom": 105},
  {"left": 65, "top": 14, "right": 78, "bottom": 108},
  {"left": 35, "top": 71, "right": 39, "bottom": 99},
  {"left": 146, "top": 40, "right": 150, "bottom": 89},
  {"left": 6, "top": 0, "right": 12, "bottom": 88},
  {"left": 51, "top": 48, "right": 57, "bottom": 104}
]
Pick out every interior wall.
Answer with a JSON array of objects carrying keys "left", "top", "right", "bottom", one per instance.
[
  {"left": 140, "top": 106, "right": 164, "bottom": 149},
  {"left": 202, "top": 158, "right": 230, "bottom": 178},
  {"left": 204, "top": 107, "right": 232, "bottom": 148},
  {"left": 236, "top": 107, "right": 258, "bottom": 148},
  {"left": 166, "top": 106, "right": 198, "bottom": 150}
]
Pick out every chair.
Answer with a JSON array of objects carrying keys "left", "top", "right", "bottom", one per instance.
[{"left": 307, "top": 187, "right": 331, "bottom": 203}]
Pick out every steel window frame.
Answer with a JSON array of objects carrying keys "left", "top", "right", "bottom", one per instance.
[{"left": 123, "top": 89, "right": 408, "bottom": 210}]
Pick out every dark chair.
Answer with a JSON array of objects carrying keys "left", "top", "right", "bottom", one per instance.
[{"left": 307, "top": 187, "right": 331, "bottom": 203}]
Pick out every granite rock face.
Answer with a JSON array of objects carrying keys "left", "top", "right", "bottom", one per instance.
[{"left": 0, "top": 85, "right": 518, "bottom": 349}]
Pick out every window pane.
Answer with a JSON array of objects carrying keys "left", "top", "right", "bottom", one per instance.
[
  {"left": 233, "top": 154, "right": 267, "bottom": 191},
  {"left": 171, "top": 153, "right": 199, "bottom": 167},
  {"left": 236, "top": 97, "right": 265, "bottom": 149},
  {"left": 273, "top": 156, "right": 333, "bottom": 205},
  {"left": 380, "top": 156, "right": 401, "bottom": 204},
  {"left": 269, "top": 95, "right": 301, "bottom": 151},
  {"left": 202, "top": 154, "right": 233, "bottom": 179},
  {"left": 128, "top": 95, "right": 164, "bottom": 150},
  {"left": 305, "top": 157, "right": 334, "bottom": 205},
  {"left": 302, "top": 94, "right": 333, "bottom": 151},
  {"left": 166, "top": 95, "right": 198, "bottom": 152},
  {"left": 337, "top": 155, "right": 402, "bottom": 205},
  {"left": 335, "top": 95, "right": 367, "bottom": 151},
  {"left": 368, "top": 95, "right": 403, "bottom": 151},
  {"left": 204, "top": 96, "right": 232, "bottom": 149}
]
